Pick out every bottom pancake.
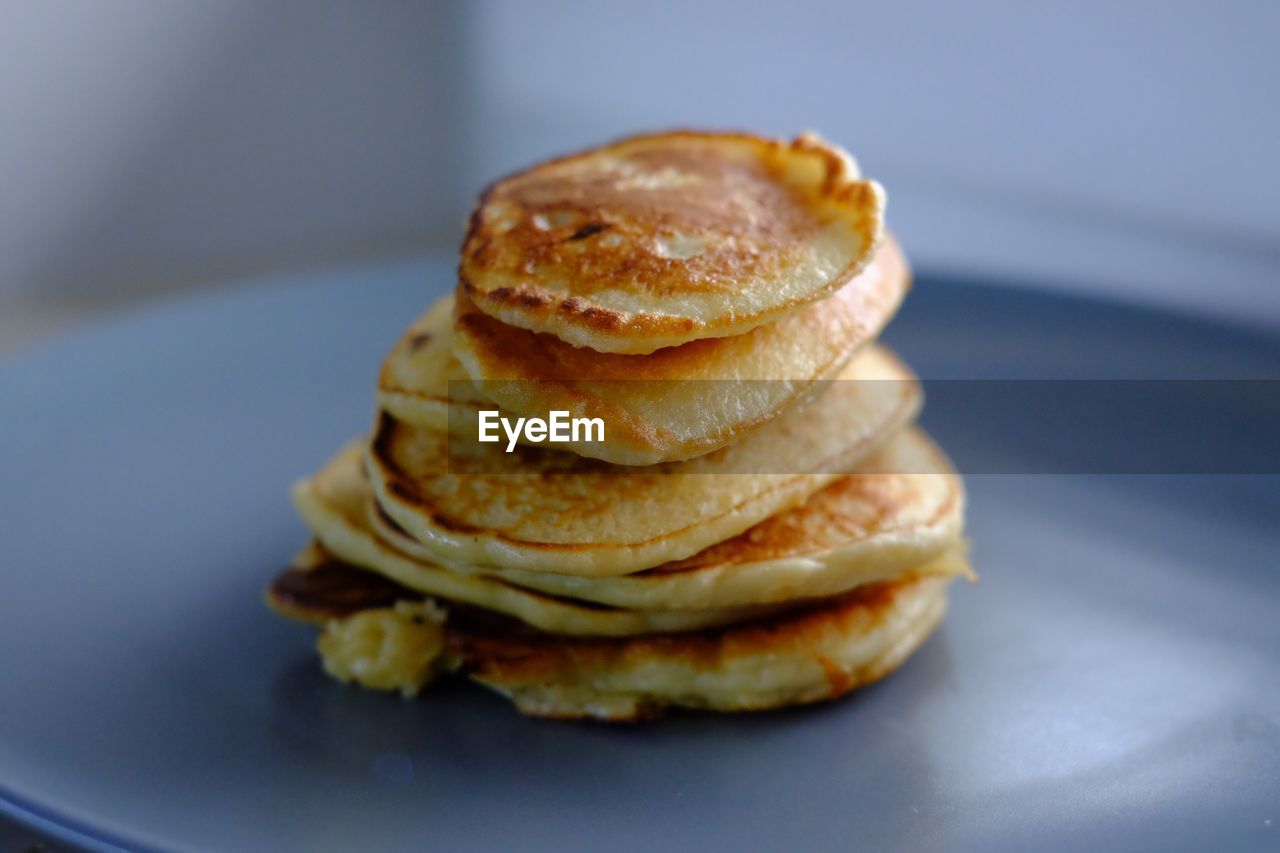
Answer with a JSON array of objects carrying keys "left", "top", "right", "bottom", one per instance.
[
  {"left": 268, "top": 558, "right": 954, "bottom": 721},
  {"left": 450, "top": 574, "right": 950, "bottom": 720}
]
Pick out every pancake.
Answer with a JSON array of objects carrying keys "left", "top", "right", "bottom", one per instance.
[
  {"left": 459, "top": 130, "right": 886, "bottom": 354},
  {"left": 368, "top": 426, "right": 969, "bottom": 610},
  {"left": 449, "top": 574, "right": 952, "bottom": 720},
  {"left": 377, "top": 295, "right": 488, "bottom": 433},
  {"left": 380, "top": 235, "right": 905, "bottom": 466},
  {"left": 367, "top": 345, "right": 922, "bottom": 577},
  {"left": 440, "top": 235, "right": 909, "bottom": 465},
  {"left": 286, "top": 443, "right": 784, "bottom": 637},
  {"left": 285, "top": 570, "right": 955, "bottom": 720}
]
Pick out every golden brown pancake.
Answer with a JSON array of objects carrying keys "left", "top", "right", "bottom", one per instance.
[
  {"left": 367, "top": 346, "right": 922, "bottom": 577},
  {"left": 288, "top": 445, "right": 786, "bottom": 636},
  {"left": 367, "top": 426, "right": 969, "bottom": 610},
  {"left": 448, "top": 574, "right": 952, "bottom": 720},
  {"left": 379, "top": 236, "right": 906, "bottom": 466},
  {"left": 272, "top": 566, "right": 956, "bottom": 720},
  {"left": 443, "top": 236, "right": 909, "bottom": 465},
  {"left": 460, "top": 130, "right": 886, "bottom": 354}
]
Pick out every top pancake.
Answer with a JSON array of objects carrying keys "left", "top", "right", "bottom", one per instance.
[{"left": 460, "top": 130, "right": 886, "bottom": 354}]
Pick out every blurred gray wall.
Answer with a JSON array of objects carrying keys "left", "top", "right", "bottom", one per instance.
[
  {"left": 1, "top": 0, "right": 1277, "bottom": 350},
  {"left": 0, "top": 1, "right": 469, "bottom": 305}
]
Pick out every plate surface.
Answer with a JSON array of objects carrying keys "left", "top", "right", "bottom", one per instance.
[{"left": 1, "top": 257, "right": 1277, "bottom": 852}]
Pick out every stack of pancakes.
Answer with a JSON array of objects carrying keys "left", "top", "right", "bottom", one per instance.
[{"left": 267, "top": 131, "right": 972, "bottom": 721}]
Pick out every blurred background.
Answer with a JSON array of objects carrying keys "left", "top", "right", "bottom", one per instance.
[{"left": 1, "top": 0, "right": 1277, "bottom": 355}]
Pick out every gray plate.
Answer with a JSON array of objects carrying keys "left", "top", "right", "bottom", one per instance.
[{"left": 1, "top": 257, "right": 1277, "bottom": 852}]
